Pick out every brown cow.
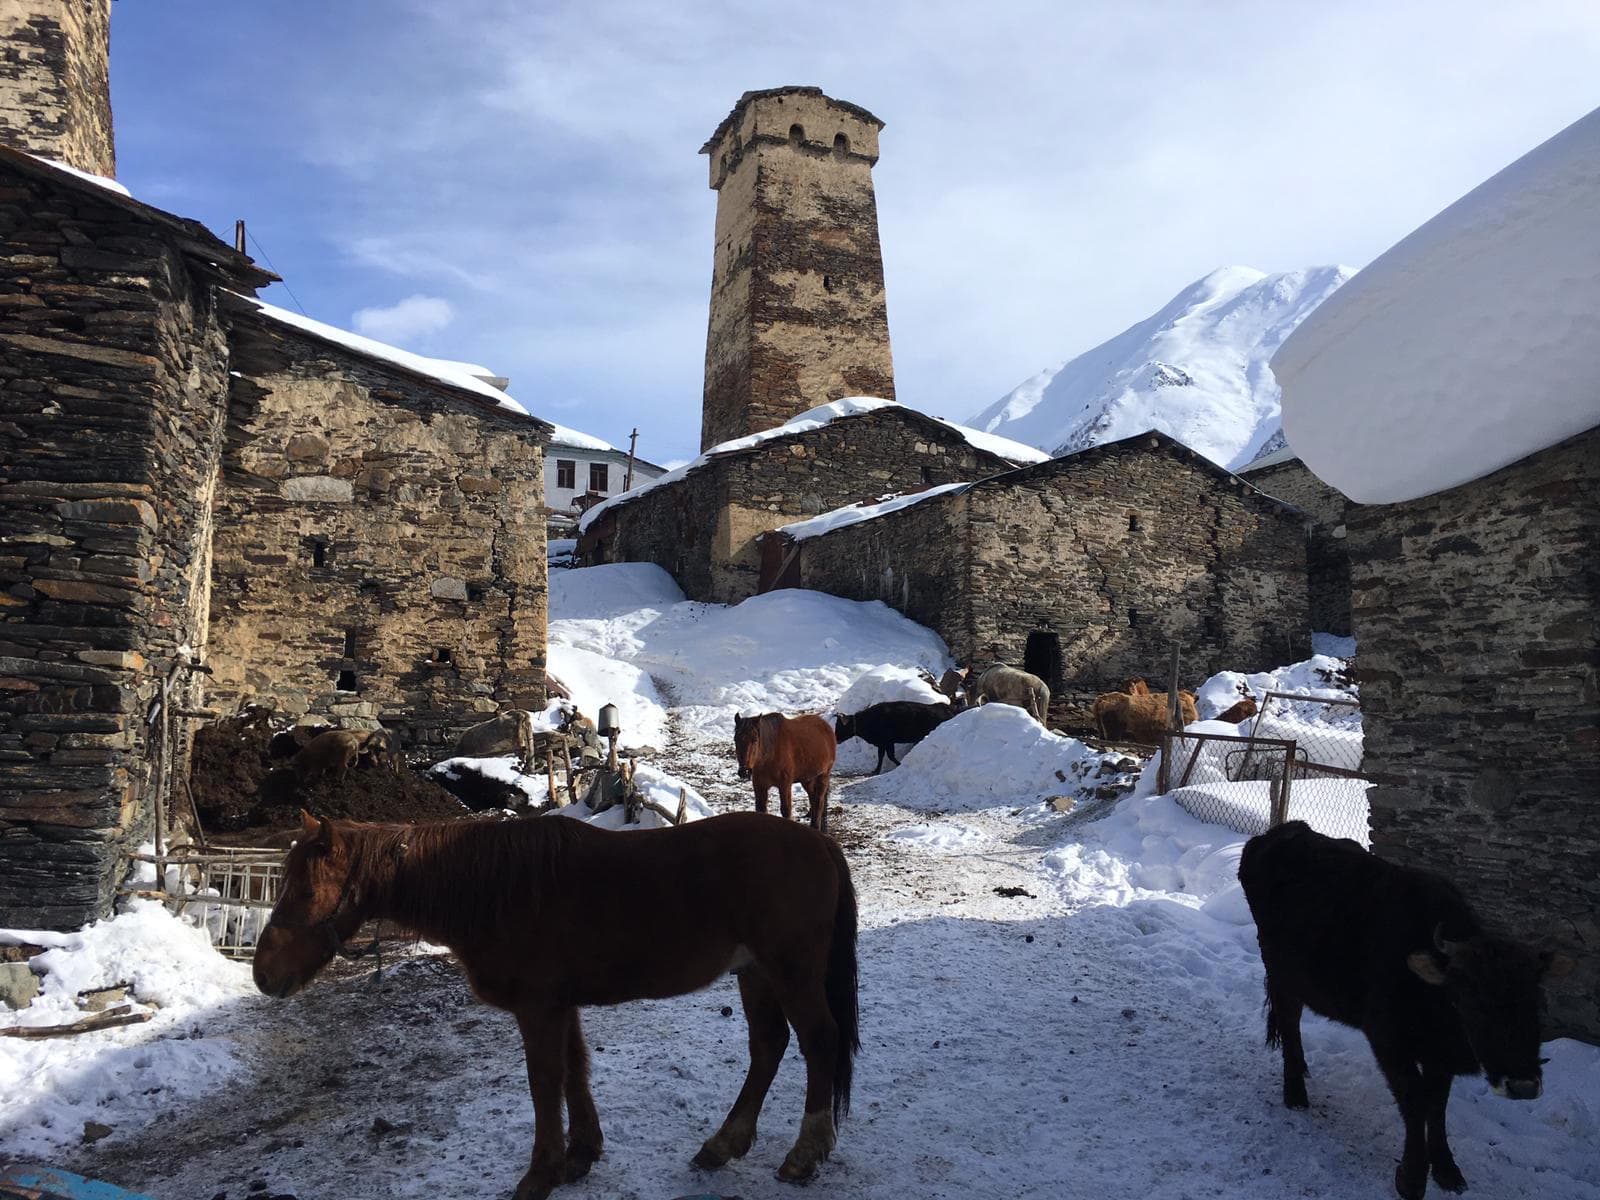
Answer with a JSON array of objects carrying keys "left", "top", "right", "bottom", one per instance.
[
  {"left": 1091, "top": 689, "right": 1199, "bottom": 743},
  {"left": 1124, "top": 678, "right": 1152, "bottom": 696}
]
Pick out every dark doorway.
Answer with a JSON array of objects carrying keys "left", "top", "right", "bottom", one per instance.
[{"left": 1024, "top": 630, "right": 1063, "bottom": 693}]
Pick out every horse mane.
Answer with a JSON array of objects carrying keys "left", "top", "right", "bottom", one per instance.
[{"left": 340, "top": 816, "right": 583, "bottom": 945}]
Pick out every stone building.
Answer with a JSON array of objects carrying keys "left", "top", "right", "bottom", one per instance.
[
  {"left": 578, "top": 399, "right": 1041, "bottom": 604},
  {"left": 1238, "top": 445, "right": 1352, "bottom": 636},
  {"left": 0, "top": 13, "right": 551, "bottom": 928},
  {"left": 1272, "top": 107, "right": 1600, "bottom": 1039},
  {"left": 700, "top": 87, "right": 894, "bottom": 450},
  {"left": 769, "top": 431, "right": 1311, "bottom": 697},
  {"left": 544, "top": 426, "right": 665, "bottom": 535}
]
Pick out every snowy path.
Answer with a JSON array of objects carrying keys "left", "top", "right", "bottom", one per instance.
[{"left": 37, "top": 713, "right": 1600, "bottom": 1200}]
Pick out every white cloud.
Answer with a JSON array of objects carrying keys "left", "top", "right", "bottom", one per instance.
[{"left": 350, "top": 294, "right": 455, "bottom": 344}]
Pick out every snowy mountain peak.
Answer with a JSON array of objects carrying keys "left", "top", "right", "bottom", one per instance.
[{"left": 970, "top": 265, "right": 1355, "bottom": 471}]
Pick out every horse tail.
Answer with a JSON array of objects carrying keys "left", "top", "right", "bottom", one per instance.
[{"left": 823, "top": 836, "right": 861, "bottom": 1124}]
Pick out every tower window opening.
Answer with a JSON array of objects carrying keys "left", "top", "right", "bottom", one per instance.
[
  {"left": 435, "top": 647, "right": 453, "bottom": 664},
  {"left": 833, "top": 132, "right": 849, "bottom": 157},
  {"left": 822, "top": 274, "right": 835, "bottom": 293},
  {"left": 312, "top": 541, "right": 328, "bottom": 567},
  {"left": 343, "top": 630, "right": 357, "bottom": 658},
  {"left": 336, "top": 669, "right": 357, "bottom": 692},
  {"left": 1128, "top": 608, "right": 1141, "bottom": 628},
  {"left": 789, "top": 123, "right": 805, "bottom": 144},
  {"left": 1128, "top": 514, "right": 1141, "bottom": 532}
]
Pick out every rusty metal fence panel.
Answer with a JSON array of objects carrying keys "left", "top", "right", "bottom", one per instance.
[{"left": 1246, "top": 691, "right": 1369, "bottom": 843}]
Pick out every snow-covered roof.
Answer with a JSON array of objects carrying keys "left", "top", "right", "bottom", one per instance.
[
  {"left": 777, "top": 482, "right": 973, "bottom": 541},
  {"left": 232, "top": 294, "right": 541, "bottom": 422},
  {"left": 38, "top": 156, "right": 131, "bottom": 198},
  {"left": 1238, "top": 444, "right": 1299, "bottom": 472},
  {"left": 1274, "top": 106, "right": 1600, "bottom": 504},
  {"left": 579, "top": 397, "right": 1045, "bottom": 533},
  {"left": 547, "top": 423, "right": 617, "bottom": 453}
]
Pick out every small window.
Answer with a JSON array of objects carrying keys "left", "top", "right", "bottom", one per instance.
[
  {"left": 1128, "top": 608, "right": 1140, "bottom": 628},
  {"left": 589, "top": 462, "right": 609, "bottom": 494},
  {"left": 920, "top": 465, "right": 933, "bottom": 485},
  {"left": 789, "top": 123, "right": 805, "bottom": 143},
  {"left": 1128, "top": 514, "right": 1141, "bottom": 532},
  {"left": 312, "top": 541, "right": 328, "bottom": 567},
  {"left": 822, "top": 274, "right": 835, "bottom": 293},
  {"left": 466, "top": 583, "right": 487, "bottom": 603},
  {"left": 434, "top": 648, "right": 453, "bottom": 664},
  {"left": 556, "top": 459, "right": 575, "bottom": 489},
  {"left": 833, "top": 132, "right": 849, "bottom": 157},
  {"left": 336, "top": 669, "right": 357, "bottom": 692},
  {"left": 342, "top": 630, "right": 357, "bottom": 658}
]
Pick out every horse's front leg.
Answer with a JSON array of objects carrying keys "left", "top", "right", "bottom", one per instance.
[
  {"left": 752, "top": 777, "right": 768, "bottom": 815},
  {"left": 779, "top": 776, "right": 794, "bottom": 821},
  {"left": 512, "top": 1006, "right": 571, "bottom": 1200}
]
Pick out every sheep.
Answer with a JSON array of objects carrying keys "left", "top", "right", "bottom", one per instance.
[
  {"left": 971, "top": 664, "right": 1051, "bottom": 725},
  {"left": 1091, "top": 689, "right": 1199, "bottom": 744}
]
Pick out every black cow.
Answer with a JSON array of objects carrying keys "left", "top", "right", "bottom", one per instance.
[
  {"left": 1238, "top": 821, "right": 1568, "bottom": 1199},
  {"left": 833, "top": 700, "right": 954, "bottom": 775}
]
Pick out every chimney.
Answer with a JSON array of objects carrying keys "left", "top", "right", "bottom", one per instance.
[{"left": 0, "top": 0, "right": 115, "bottom": 177}]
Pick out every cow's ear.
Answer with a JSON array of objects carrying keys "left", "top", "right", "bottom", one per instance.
[
  {"left": 1540, "top": 950, "right": 1575, "bottom": 981},
  {"left": 1407, "top": 951, "right": 1448, "bottom": 986}
]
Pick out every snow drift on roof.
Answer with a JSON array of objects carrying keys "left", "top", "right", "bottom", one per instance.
[
  {"left": 579, "top": 397, "right": 1044, "bottom": 533},
  {"left": 778, "top": 483, "right": 972, "bottom": 541},
  {"left": 234, "top": 294, "right": 534, "bottom": 419},
  {"left": 1274, "top": 105, "right": 1600, "bottom": 503},
  {"left": 970, "top": 266, "right": 1353, "bottom": 471},
  {"left": 37, "top": 155, "right": 131, "bottom": 198},
  {"left": 547, "top": 423, "right": 617, "bottom": 452}
]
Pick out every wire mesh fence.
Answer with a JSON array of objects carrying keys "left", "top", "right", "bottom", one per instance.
[
  {"left": 1161, "top": 695, "right": 1371, "bottom": 844},
  {"left": 120, "top": 846, "right": 282, "bottom": 959}
]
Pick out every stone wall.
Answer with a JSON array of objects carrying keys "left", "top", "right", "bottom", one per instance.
[
  {"left": 794, "top": 435, "right": 1310, "bottom": 695},
  {"left": 580, "top": 407, "right": 1015, "bottom": 604},
  {"left": 0, "top": 160, "right": 238, "bottom": 927},
  {"left": 208, "top": 315, "right": 549, "bottom": 750},
  {"left": 700, "top": 87, "right": 894, "bottom": 449},
  {"left": 1243, "top": 457, "right": 1352, "bottom": 636},
  {"left": 1349, "top": 425, "right": 1599, "bottom": 1040},
  {"left": 0, "top": 0, "right": 115, "bottom": 177}
]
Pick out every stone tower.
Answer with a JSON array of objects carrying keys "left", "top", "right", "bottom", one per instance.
[
  {"left": 0, "top": 0, "right": 115, "bottom": 177},
  {"left": 699, "top": 87, "right": 895, "bottom": 451}
]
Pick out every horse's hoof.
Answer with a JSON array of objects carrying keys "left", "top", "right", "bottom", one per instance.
[
  {"left": 510, "top": 1174, "right": 555, "bottom": 1200},
  {"left": 1432, "top": 1160, "right": 1468, "bottom": 1193},
  {"left": 1394, "top": 1162, "right": 1427, "bottom": 1200},
  {"left": 564, "top": 1143, "right": 601, "bottom": 1182},
  {"left": 777, "top": 1152, "right": 820, "bottom": 1184},
  {"left": 692, "top": 1144, "right": 729, "bottom": 1171}
]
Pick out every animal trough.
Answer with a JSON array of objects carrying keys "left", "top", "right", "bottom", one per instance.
[{"left": 0, "top": 1164, "right": 157, "bottom": 1200}]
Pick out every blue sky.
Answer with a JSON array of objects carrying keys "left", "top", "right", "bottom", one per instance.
[{"left": 109, "top": 1, "right": 1600, "bottom": 466}]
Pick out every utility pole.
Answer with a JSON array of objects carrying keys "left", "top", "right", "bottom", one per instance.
[
  {"left": 234, "top": 219, "right": 246, "bottom": 255},
  {"left": 624, "top": 428, "right": 639, "bottom": 490}
]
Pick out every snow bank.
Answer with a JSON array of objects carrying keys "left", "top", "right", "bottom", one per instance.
[
  {"left": 852, "top": 704, "right": 1096, "bottom": 811},
  {"left": 0, "top": 901, "right": 256, "bottom": 1154},
  {"left": 1194, "top": 651, "right": 1355, "bottom": 720},
  {"left": 579, "top": 397, "right": 1045, "bottom": 533},
  {"left": 231, "top": 293, "right": 534, "bottom": 419},
  {"left": 558, "top": 762, "right": 714, "bottom": 830},
  {"left": 1275, "top": 106, "right": 1600, "bottom": 503},
  {"left": 971, "top": 265, "right": 1354, "bottom": 470},
  {"left": 549, "top": 566, "right": 952, "bottom": 752},
  {"left": 779, "top": 482, "right": 971, "bottom": 541}
]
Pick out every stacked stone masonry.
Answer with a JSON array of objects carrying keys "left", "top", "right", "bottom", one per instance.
[
  {"left": 789, "top": 434, "right": 1311, "bottom": 697},
  {"left": 579, "top": 406, "right": 1018, "bottom": 604},
  {"left": 0, "top": 0, "right": 114, "bottom": 177},
  {"left": 1348, "top": 425, "right": 1599, "bottom": 1041},
  {"left": 700, "top": 87, "right": 894, "bottom": 450},
  {"left": 1241, "top": 457, "right": 1353, "bottom": 637},
  {"left": 0, "top": 154, "right": 259, "bottom": 927},
  {"left": 209, "top": 311, "right": 549, "bottom": 749}
]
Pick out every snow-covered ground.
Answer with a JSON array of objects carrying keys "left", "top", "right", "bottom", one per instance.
[{"left": 3, "top": 573, "right": 1595, "bottom": 1199}]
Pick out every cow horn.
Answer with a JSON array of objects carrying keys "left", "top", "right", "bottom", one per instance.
[{"left": 1433, "top": 924, "right": 1462, "bottom": 959}]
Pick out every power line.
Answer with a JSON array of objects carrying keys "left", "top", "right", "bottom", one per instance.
[{"left": 244, "top": 227, "right": 309, "bottom": 316}]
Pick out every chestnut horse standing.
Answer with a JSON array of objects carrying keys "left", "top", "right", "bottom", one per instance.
[
  {"left": 732, "top": 713, "right": 837, "bottom": 833},
  {"left": 254, "top": 811, "right": 860, "bottom": 1200}
]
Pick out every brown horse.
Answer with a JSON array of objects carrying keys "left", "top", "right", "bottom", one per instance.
[
  {"left": 732, "top": 712, "right": 837, "bottom": 833},
  {"left": 253, "top": 810, "right": 860, "bottom": 1200}
]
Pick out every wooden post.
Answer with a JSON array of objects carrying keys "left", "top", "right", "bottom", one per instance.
[
  {"left": 623, "top": 428, "right": 639, "bottom": 491},
  {"left": 234, "top": 219, "right": 246, "bottom": 255},
  {"left": 544, "top": 751, "right": 559, "bottom": 810},
  {"left": 560, "top": 732, "right": 574, "bottom": 804},
  {"left": 1165, "top": 645, "right": 1181, "bottom": 732}
]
